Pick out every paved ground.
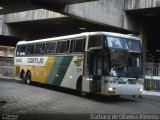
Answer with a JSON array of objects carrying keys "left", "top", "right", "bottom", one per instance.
[{"left": 0, "top": 78, "right": 160, "bottom": 120}]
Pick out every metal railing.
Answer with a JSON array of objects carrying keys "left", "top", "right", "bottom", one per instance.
[
  {"left": 0, "top": 66, "right": 14, "bottom": 77},
  {"left": 145, "top": 62, "right": 160, "bottom": 91}
]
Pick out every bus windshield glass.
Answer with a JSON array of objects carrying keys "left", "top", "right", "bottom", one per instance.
[
  {"left": 109, "top": 50, "right": 127, "bottom": 77},
  {"left": 109, "top": 50, "right": 142, "bottom": 78},
  {"left": 106, "top": 36, "right": 142, "bottom": 52},
  {"left": 127, "top": 53, "right": 142, "bottom": 78}
]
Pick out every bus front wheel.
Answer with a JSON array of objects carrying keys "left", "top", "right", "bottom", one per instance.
[{"left": 76, "top": 76, "right": 87, "bottom": 97}]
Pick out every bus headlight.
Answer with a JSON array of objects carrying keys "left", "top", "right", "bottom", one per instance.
[
  {"left": 139, "top": 88, "right": 143, "bottom": 92},
  {"left": 108, "top": 87, "right": 113, "bottom": 91},
  {"left": 107, "top": 87, "right": 116, "bottom": 94}
]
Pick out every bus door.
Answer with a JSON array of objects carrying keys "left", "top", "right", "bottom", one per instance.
[{"left": 91, "top": 51, "right": 103, "bottom": 92}]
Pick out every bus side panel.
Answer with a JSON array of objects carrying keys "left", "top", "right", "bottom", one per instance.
[
  {"left": 60, "top": 56, "right": 84, "bottom": 89},
  {"left": 46, "top": 56, "right": 73, "bottom": 86},
  {"left": 14, "top": 56, "right": 56, "bottom": 83},
  {"left": 14, "top": 65, "right": 20, "bottom": 78},
  {"left": 34, "top": 56, "right": 56, "bottom": 83}
]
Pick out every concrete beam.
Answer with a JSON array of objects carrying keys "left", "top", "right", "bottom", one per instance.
[
  {"left": 125, "top": 0, "right": 160, "bottom": 10},
  {"left": 0, "top": 9, "right": 68, "bottom": 39},
  {"left": 0, "top": 0, "right": 98, "bottom": 15},
  {"left": 0, "top": 0, "right": 98, "bottom": 5},
  {"left": 0, "top": 2, "right": 39, "bottom": 15},
  {"left": 63, "top": 0, "right": 139, "bottom": 33},
  {"left": 64, "top": 0, "right": 125, "bottom": 30},
  {"left": 5, "top": 9, "right": 67, "bottom": 23}
]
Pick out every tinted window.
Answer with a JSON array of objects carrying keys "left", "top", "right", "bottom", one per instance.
[
  {"left": 45, "top": 42, "right": 56, "bottom": 54},
  {"left": 126, "top": 40, "right": 142, "bottom": 52},
  {"left": 70, "top": 40, "right": 75, "bottom": 53},
  {"left": 35, "top": 43, "right": 45, "bottom": 54},
  {"left": 27, "top": 44, "right": 35, "bottom": 55},
  {"left": 88, "top": 35, "right": 103, "bottom": 49},
  {"left": 75, "top": 39, "right": 85, "bottom": 52},
  {"left": 56, "top": 41, "right": 67, "bottom": 53},
  {"left": 71, "top": 38, "right": 85, "bottom": 53},
  {"left": 18, "top": 45, "right": 27, "bottom": 56}
]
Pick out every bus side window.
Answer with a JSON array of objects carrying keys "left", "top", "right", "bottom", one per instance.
[
  {"left": 45, "top": 42, "right": 56, "bottom": 54},
  {"left": 19, "top": 45, "right": 27, "bottom": 56},
  {"left": 75, "top": 38, "right": 85, "bottom": 52},
  {"left": 27, "top": 44, "right": 35, "bottom": 55},
  {"left": 88, "top": 35, "right": 103, "bottom": 49},
  {"left": 56, "top": 41, "right": 67, "bottom": 53},
  {"left": 66, "top": 40, "right": 70, "bottom": 53},
  {"left": 35, "top": 43, "right": 45, "bottom": 54},
  {"left": 70, "top": 38, "right": 85, "bottom": 53},
  {"left": 70, "top": 40, "right": 75, "bottom": 53}
]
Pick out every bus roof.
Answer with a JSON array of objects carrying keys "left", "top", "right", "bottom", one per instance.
[{"left": 17, "top": 32, "right": 140, "bottom": 45}]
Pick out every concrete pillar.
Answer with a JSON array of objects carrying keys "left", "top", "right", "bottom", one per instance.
[
  {"left": 138, "top": 23, "right": 147, "bottom": 76},
  {"left": 123, "top": 12, "right": 140, "bottom": 33}
]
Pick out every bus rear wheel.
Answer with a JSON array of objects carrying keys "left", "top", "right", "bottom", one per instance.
[
  {"left": 25, "top": 72, "right": 31, "bottom": 85},
  {"left": 20, "top": 71, "right": 25, "bottom": 83}
]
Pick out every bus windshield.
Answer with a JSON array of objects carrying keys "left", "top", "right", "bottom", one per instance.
[
  {"left": 109, "top": 50, "right": 127, "bottom": 77},
  {"left": 108, "top": 50, "right": 142, "bottom": 78}
]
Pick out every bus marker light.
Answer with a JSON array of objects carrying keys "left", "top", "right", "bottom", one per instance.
[{"left": 69, "top": 76, "right": 72, "bottom": 79}]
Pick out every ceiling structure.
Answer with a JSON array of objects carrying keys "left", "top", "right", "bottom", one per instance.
[
  {"left": 7, "top": 15, "right": 125, "bottom": 40},
  {"left": 0, "top": 0, "right": 99, "bottom": 46},
  {"left": 1, "top": 0, "right": 160, "bottom": 63},
  {"left": 0, "top": 0, "right": 98, "bottom": 14}
]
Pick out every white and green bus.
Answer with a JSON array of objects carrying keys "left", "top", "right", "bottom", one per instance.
[{"left": 14, "top": 32, "right": 144, "bottom": 97}]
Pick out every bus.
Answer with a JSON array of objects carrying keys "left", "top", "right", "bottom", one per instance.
[{"left": 14, "top": 32, "right": 144, "bottom": 97}]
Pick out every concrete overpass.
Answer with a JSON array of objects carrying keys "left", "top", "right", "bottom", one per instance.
[
  {"left": 0, "top": 0, "right": 98, "bottom": 14},
  {"left": 0, "top": 0, "right": 160, "bottom": 62}
]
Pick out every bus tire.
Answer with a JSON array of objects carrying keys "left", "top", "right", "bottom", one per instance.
[
  {"left": 20, "top": 70, "right": 25, "bottom": 83},
  {"left": 76, "top": 76, "right": 87, "bottom": 97},
  {"left": 25, "top": 72, "right": 31, "bottom": 85}
]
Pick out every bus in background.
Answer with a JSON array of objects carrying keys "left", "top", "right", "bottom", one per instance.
[{"left": 14, "top": 32, "right": 144, "bottom": 97}]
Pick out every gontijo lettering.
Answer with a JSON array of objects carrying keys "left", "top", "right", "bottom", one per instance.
[{"left": 27, "top": 58, "right": 44, "bottom": 64}]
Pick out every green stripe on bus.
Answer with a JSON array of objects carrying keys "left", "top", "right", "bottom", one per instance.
[
  {"left": 46, "top": 57, "right": 63, "bottom": 84},
  {"left": 52, "top": 56, "right": 73, "bottom": 86},
  {"left": 47, "top": 56, "right": 73, "bottom": 86}
]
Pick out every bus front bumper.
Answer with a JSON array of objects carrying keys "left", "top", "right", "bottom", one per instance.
[{"left": 104, "top": 84, "right": 144, "bottom": 95}]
